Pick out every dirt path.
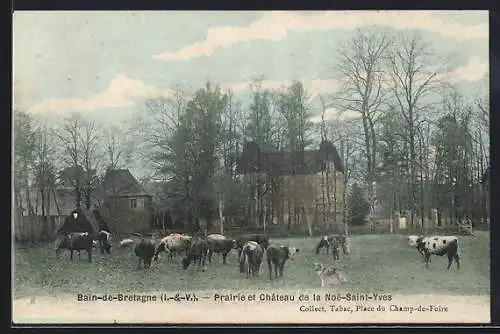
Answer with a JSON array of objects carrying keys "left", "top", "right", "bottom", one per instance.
[{"left": 13, "top": 290, "right": 490, "bottom": 324}]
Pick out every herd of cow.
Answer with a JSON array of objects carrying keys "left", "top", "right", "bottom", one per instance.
[
  {"left": 55, "top": 229, "right": 303, "bottom": 280},
  {"left": 54, "top": 225, "right": 462, "bottom": 286}
]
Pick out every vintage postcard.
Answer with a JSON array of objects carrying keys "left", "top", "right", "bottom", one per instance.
[{"left": 12, "top": 10, "right": 490, "bottom": 324}]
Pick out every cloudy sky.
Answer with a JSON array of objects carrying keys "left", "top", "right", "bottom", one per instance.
[{"left": 13, "top": 10, "right": 489, "bottom": 127}]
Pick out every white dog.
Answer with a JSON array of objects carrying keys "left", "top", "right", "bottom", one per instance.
[{"left": 314, "top": 262, "right": 348, "bottom": 287}]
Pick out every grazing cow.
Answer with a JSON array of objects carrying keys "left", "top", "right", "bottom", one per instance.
[
  {"left": 315, "top": 234, "right": 349, "bottom": 256},
  {"left": 266, "top": 245, "right": 299, "bottom": 280},
  {"left": 119, "top": 238, "right": 135, "bottom": 248},
  {"left": 153, "top": 233, "right": 192, "bottom": 262},
  {"left": 236, "top": 234, "right": 270, "bottom": 257},
  {"left": 97, "top": 230, "right": 112, "bottom": 254},
  {"left": 408, "top": 235, "right": 460, "bottom": 270},
  {"left": 134, "top": 239, "right": 156, "bottom": 269},
  {"left": 182, "top": 238, "right": 209, "bottom": 271},
  {"left": 56, "top": 232, "right": 94, "bottom": 262},
  {"left": 313, "top": 262, "right": 348, "bottom": 287},
  {"left": 206, "top": 234, "right": 237, "bottom": 265},
  {"left": 239, "top": 241, "right": 264, "bottom": 278}
]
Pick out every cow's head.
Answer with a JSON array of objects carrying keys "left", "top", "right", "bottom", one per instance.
[
  {"left": 72, "top": 211, "right": 78, "bottom": 219},
  {"left": 285, "top": 246, "right": 300, "bottom": 260},
  {"left": 408, "top": 235, "right": 423, "bottom": 248}
]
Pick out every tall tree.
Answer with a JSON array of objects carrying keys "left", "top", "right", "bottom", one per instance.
[
  {"left": 388, "top": 32, "right": 446, "bottom": 228},
  {"left": 334, "top": 28, "right": 392, "bottom": 213}
]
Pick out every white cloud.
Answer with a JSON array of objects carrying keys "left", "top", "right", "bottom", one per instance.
[
  {"left": 221, "top": 78, "right": 341, "bottom": 100},
  {"left": 310, "top": 107, "right": 360, "bottom": 123},
  {"left": 446, "top": 56, "right": 489, "bottom": 83},
  {"left": 27, "top": 74, "right": 175, "bottom": 114},
  {"left": 153, "top": 11, "right": 488, "bottom": 62}
]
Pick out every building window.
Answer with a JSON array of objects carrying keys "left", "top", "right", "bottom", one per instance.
[
  {"left": 137, "top": 198, "right": 144, "bottom": 208},
  {"left": 130, "top": 198, "right": 137, "bottom": 209}
]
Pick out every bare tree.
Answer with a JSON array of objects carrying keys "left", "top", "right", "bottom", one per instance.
[
  {"left": 333, "top": 28, "right": 392, "bottom": 214},
  {"left": 56, "top": 113, "right": 84, "bottom": 209},
  {"left": 80, "top": 119, "right": 102, "bottom": 209},
  {"left": 104, "top": 125, "right": 132, "bottom": 170},
  {"left": 33, "top": 121, "right": 57, "bottom": 238},
  {"left": 388, "top": 32, "right": 447, "bottom": 228}
]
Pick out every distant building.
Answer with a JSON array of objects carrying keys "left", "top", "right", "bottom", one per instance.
[
  {"left": 236, "top": 140, "right": 345, "bottom": 231},
  {"left": 95, "top": 168, "right": 153, "bottom": 234}
]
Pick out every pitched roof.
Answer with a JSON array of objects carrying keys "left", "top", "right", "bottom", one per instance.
[
  {"left": 236, "top": 140, "right": 345, "bottom": 175},
  {"left": 97, "top": 169, "right": 151, "bottom": 198}
]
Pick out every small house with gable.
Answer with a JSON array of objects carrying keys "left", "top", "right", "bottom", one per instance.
[{"left": 96, "top": 168, "right": 153, "bottom": 234}]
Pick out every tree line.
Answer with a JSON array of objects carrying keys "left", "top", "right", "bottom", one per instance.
[{"left": 14, "top": 28, "right": 489, "bottom": 235}]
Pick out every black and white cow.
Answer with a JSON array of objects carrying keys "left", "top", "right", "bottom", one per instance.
[
  {"left": 97, "top": 230, "right": 112, "bottom": 254},
  {"left": 134, "top": 239, "right": 156, "bottom": 269},
  {"left": 153, "top": 233, "right": 192, "bottom": 262},
  {"left": 236, "top": 233, "right": 270, "bottom": 258},
  {"left": 239, "top": 241, "right": 264, "bottom": 278},
  {"left": 315, "top": 234, "right": 349, "bottom": 257},
  {"left": 56, "top": 232, "right": 94, "bottom": 262},
  {"left": 206, "top": 234, "right": 237, "bottom": 265},
  {"left": 266, "top": 244, "right": 299, "bottom": 280},
  {"left": 408, "top": 235, "right": 460, "bottom": 270}
]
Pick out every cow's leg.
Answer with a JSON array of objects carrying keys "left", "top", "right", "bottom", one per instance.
[
  {"left": 454, "top": 253, "right": 460, "bottom": 270},
  {"left": 447, "top": 253, "right": 453, "bottom": 270},
  {"left": 424, "top": 253, "right": 431, "bottom": 269},
  {"left": 279, "top": 263, "right": 284, "bottom": 277},
  {"left": 222, "top": 251, "right": 228, "bottom": 265},
  {"left": 137, "top": 257, "right": 142, "bottom": 269},
  {"left": 207, "top": 250, "right": 212, "bottom": 265},
  {"left": 274, "top": 263, "right": 279, "bottom": 279},
  {"left": 87, "top": 249, "right": 92, "bottom": 263},
  {"left": 70, "top": 250, "right": 74, "bottom": 261},
  {"left": 268, "top": 260, "right": 273, "bottom": 280}
]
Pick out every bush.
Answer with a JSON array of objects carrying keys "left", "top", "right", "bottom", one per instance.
[{"left": 348, "top": 182, "right": 371, "bottom": 226}]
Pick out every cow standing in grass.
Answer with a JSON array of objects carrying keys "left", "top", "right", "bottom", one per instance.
[
  {"left": 266, "top": 244, "right": 299, "bottom": 280},
  {"left": 206, "top": 234, "right": 237, "bottom": 265},
  {"left": 408, "top": 235, "right": 460, "bottom": 270},
  {"left": 134, "top": 239, "right": 156, "bottom": 269},
  {"left": 315, "top": 234, "right": 348, "bottom": 257},
  {"left": 56, "top": 232, "right": 94, "bottom": 262},
  {"left": 97, "top": 230, "right": 112, "bottom": 254},
  {"left": 153, "top": 233, "right": 192, "bottom": 262},
  {"left": 239, "top": 241, "right": 264, "bottom": 278},
  {"left": 182, "top": 238, "right": 209, "bottom": 271},
  {"left": 236, "top": 234, "right": 270, "bottom": 258}
]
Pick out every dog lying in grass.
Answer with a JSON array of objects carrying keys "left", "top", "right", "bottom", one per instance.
[{"left": 313, "top": 262, "right": 348, "bottom": 288}]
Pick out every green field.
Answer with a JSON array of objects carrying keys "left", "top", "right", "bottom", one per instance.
[{"left": 12, "top": 232, "right": 490, "bottom": 300}]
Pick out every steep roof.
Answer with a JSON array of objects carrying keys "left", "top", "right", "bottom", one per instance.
[
  {"left": 97, "top": 169, "right": 151, "bottom": 198},
  {"left": 236, "top": 140, "right": 345, "bottom": 175}
]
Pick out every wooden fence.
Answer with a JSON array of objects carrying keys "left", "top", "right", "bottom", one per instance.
[{"left": 13, "top": 215, "right": 67, "bottom": 243}]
